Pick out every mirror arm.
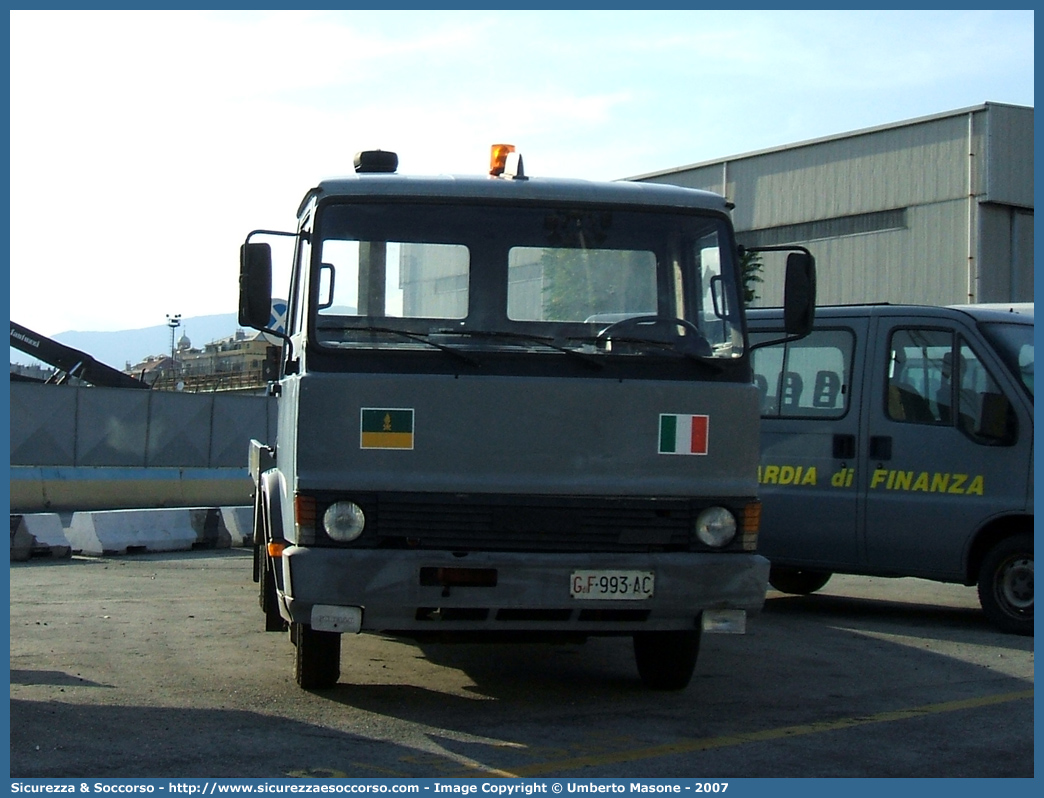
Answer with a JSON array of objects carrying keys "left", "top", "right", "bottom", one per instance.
[
  {"left": 749, "top": 333, "right": 806, "bottom": 354},
  {"left": 246, "top": 228, "right": 299, "bottom": 243},
  {"left": 738, "top": 243, "right": 816, "bottom": 349},
  {"left": 738, "top": 243, "right": 813, "bottom": 258}
]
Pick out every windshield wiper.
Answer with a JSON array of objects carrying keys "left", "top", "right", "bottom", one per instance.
[
  {"left": 436, "top": 329, "right": 604, "bottom": 370},
  {"left": 318, "top": 324, "right": 481, "bottom": 367}
]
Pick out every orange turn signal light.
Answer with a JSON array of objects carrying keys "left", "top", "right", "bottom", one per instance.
[
  {"left": 741, "top": 501, "right": 761, "bottom": 551},
  {"left": 295, "top": 494, "right": 317, "bottom": 525},
  {"left": 267, "top": 541, "right": 286, "bottom": 558}
]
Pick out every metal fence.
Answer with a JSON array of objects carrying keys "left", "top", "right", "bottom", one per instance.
[
  {"left": 10, "top": 383, "right": 275, "bottom": 467},
  {"left": 9, "top": 383, "right": 277, "bottom": 512}
]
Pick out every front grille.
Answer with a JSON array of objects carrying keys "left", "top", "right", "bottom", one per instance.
[{"left": 340, "top": 494, "right": 702, "bottom": 553}]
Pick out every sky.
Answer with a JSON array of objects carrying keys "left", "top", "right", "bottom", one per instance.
[{"left": 8, "top": 9, "right": 1035, "bottom": 338}]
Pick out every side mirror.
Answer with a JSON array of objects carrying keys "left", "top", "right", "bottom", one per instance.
[
  {"left": 240, "top": 243, "right": 273, "bottom": 330},
  {"left": 783, "top": 252, "right": 816, "bottom": 337}
]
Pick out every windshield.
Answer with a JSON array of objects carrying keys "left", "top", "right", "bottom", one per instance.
[
  {"left": 980, "top": 321, "right": 1034, "bottom": 398},
  {"left": 310, "top": 202, "right": 744, "bottom": 359}
]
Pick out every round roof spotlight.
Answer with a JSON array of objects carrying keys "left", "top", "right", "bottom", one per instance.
[{"left": 354, "top": 150, "right": 398, "bottom": 174}]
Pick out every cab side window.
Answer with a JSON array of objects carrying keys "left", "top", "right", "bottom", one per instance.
[
  {"left": 752, "top": 329, "right": 853, "bottom": 419},
  {"left": 886, "top": 328, "right": 1017, "bottom": 446}
]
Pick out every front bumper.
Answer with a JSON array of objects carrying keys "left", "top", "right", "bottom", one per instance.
[{"left": 278, "top": 547, "right": 769, "bottom": 634}]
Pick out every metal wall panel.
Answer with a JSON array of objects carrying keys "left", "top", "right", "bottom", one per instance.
[
  {"left": 146, "top": 391, "right": 214, "bottom": 467},
  {"left": 985, "top": 103, "right": 1034, "bottom": 208},
  {"left": 750, "top": 200, "right": 970, "bottom": 308},
  {"left": 211, "top": 393, "right": 274, "bottom": 467},
  {"left": 10, "top": 383, "right": 77, "bottom": 466},
  {"left": 9, "top": 384, "right": 277, "bottom": 470},
  {"left": 75, "top": 387, "right": 151, "bottom": 467},
  {"left": 978, "top": 204, "right": 1036, "bottom": 302},
  {"left": 660, "top": 112, "right": 981, "bottom": 231},
  {"left": 1011, "top": 209, "right": 1034, "bottom": 300}
]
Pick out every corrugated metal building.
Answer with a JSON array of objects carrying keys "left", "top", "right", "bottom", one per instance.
[{"left": 628, "top": 102, "right": 1033, "bottom": 307}]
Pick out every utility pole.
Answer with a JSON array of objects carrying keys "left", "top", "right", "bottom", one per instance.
[{"left": 166, "top": 313, "right": 181, "bottom": 381}]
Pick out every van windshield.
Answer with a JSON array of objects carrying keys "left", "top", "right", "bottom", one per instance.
[
  {"left": 980, "top": 322, "right": 1034, "bottom": 399},
  {"left": 310, "top": 202, "right": 744, "bottom": 360}
]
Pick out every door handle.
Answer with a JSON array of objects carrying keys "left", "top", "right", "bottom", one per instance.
[
  {"left": 868, "top": 435, "right": 892, "bottom": 460},
  {"left": 833, "top": 434, "right": 856, "bottom": 459}
]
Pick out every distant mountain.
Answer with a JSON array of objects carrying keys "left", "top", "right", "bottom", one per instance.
[{"left": 11, "top": 313, "right": 245, "bottom": 371}]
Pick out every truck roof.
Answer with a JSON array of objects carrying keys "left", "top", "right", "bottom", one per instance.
[
  {"left": 298, "top": 173, "right": 730, "bottom": 218},
  {"left": 747, "top": 302, "right": 1034, "bottom": 325}
]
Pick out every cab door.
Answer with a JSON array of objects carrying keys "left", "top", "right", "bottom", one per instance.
[
  {"left": 860, "top": 314, "right": 1031, "bottom": 580},
  {"left": 751, "top": 315, "right": 868, "bottom": 570}
]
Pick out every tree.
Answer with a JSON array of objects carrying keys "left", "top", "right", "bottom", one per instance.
[
  {"left": 739, "top": 249, "right": 764, "bottom": 305},
  {"left": 540, "top": 248, "right": 654, "bottom": 321}
]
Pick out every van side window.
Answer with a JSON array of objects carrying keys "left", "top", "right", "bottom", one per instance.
[
  {"left": 886, "top": 328, "right": 1017, "bottom": 446},
  {"left": 752, "top": 329, "right": 853, "bottom": 418},
  {"left": 886, "top": 329, "right": 949, "bottom": 425},
  {"left": 956, "top": 341, "right": 1018, "bottom": 446}
]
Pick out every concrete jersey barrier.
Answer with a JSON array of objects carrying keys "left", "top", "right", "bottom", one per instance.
[
  {"left": 10, "top": 506, "right": 253, "bottom": 559},
  {"left": 10, "top": 514, "right": 73, "bottom": 561}
]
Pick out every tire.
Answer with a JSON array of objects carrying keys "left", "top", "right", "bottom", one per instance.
[
  {"left": 293, "top": 622, "right": 341, "bottom": 689},
  {"left": 977, "top": 534, "right": 1033, "bottom": 636},
  {"left": 633, "top": 629, "right": 701, "bottom": 690},
  {"left": 769, "top": 566, "right": 832, "bottom": 595}
]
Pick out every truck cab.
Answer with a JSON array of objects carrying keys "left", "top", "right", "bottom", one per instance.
[
  {"left": 748, "top": 303, "right": 1033, "bottom": 634},
  {"left": 240, "top": 147, "right": 816, "bottom": 689}
]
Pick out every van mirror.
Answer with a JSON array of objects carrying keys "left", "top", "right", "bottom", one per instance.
[
  {"left": 240, "top": 242, "right": 273, "bottom": 330},
  {"left": 783, "top": 252, "right": 816, "bottom": 337}
]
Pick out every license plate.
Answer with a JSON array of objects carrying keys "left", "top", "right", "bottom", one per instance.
[
  {"left": 311, "top": 605, "right": 362, "bottom": 633},
  {"left": 570, "top": 570, "right": 654, "bottom": 600}
]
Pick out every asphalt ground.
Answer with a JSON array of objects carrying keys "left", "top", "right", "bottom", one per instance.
[{"left": 8, "top": 549, "right": 1034, "bottom": 778}]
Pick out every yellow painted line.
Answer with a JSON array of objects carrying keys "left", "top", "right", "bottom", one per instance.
[{"left": 474, "top": 689, "right": 1034, "bottom": 778}]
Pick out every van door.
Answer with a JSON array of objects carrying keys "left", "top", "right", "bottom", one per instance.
[
  {"left": 860, "top": 314, "right": 1030, "bottom": 580},
  {"left": 752, "top": 317, "right": 867, "bottom": 570}
]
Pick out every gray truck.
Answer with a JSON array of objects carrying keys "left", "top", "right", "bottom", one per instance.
[
  {"left": 748, "top": 303, "right": 1033, "bottom": 635},
  {"left": 238, "top": 147, "right": 815, "bottom": 690}
]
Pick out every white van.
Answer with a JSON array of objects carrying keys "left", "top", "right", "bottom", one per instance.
[{"left": 748, "top": 304, "right": 1033, "bottom": 635}]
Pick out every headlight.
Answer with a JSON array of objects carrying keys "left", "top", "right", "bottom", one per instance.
[
  {"left": 695, "top": 506, "right": 737, "bottom": 548},
  {"left": 323, "top": 501, "right": 366, "bottom": 542}
]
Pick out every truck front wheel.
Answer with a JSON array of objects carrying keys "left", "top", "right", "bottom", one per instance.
[
  {"left": 978, "top": 534, "right": 1033, "bottom": 636},
  {"left": 292, "top": 622, "right": 341, "bottom": 689},
  {"left": 633, "top": 629, "right": 701, "bottom": 690}
]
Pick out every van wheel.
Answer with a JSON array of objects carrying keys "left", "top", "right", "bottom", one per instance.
[
  {"left": 633, "top": 629, "right": 701, "bottom": 690},
  {"left": 293, "top": 622, "right": 341, "bottom": 689},
  {"left": 769, "top": 566, "right": 832, "bottom": 595},
  {"left": 978, "top": 534, "right": 1033, "bottom": 636}
]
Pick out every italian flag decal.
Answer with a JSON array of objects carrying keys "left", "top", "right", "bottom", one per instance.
[
  {"left": 360, "top": 408, "right": 414, "bottom": 450},
  {"left": 659, "top": 414, "right": 709, "bottom": 456}
]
